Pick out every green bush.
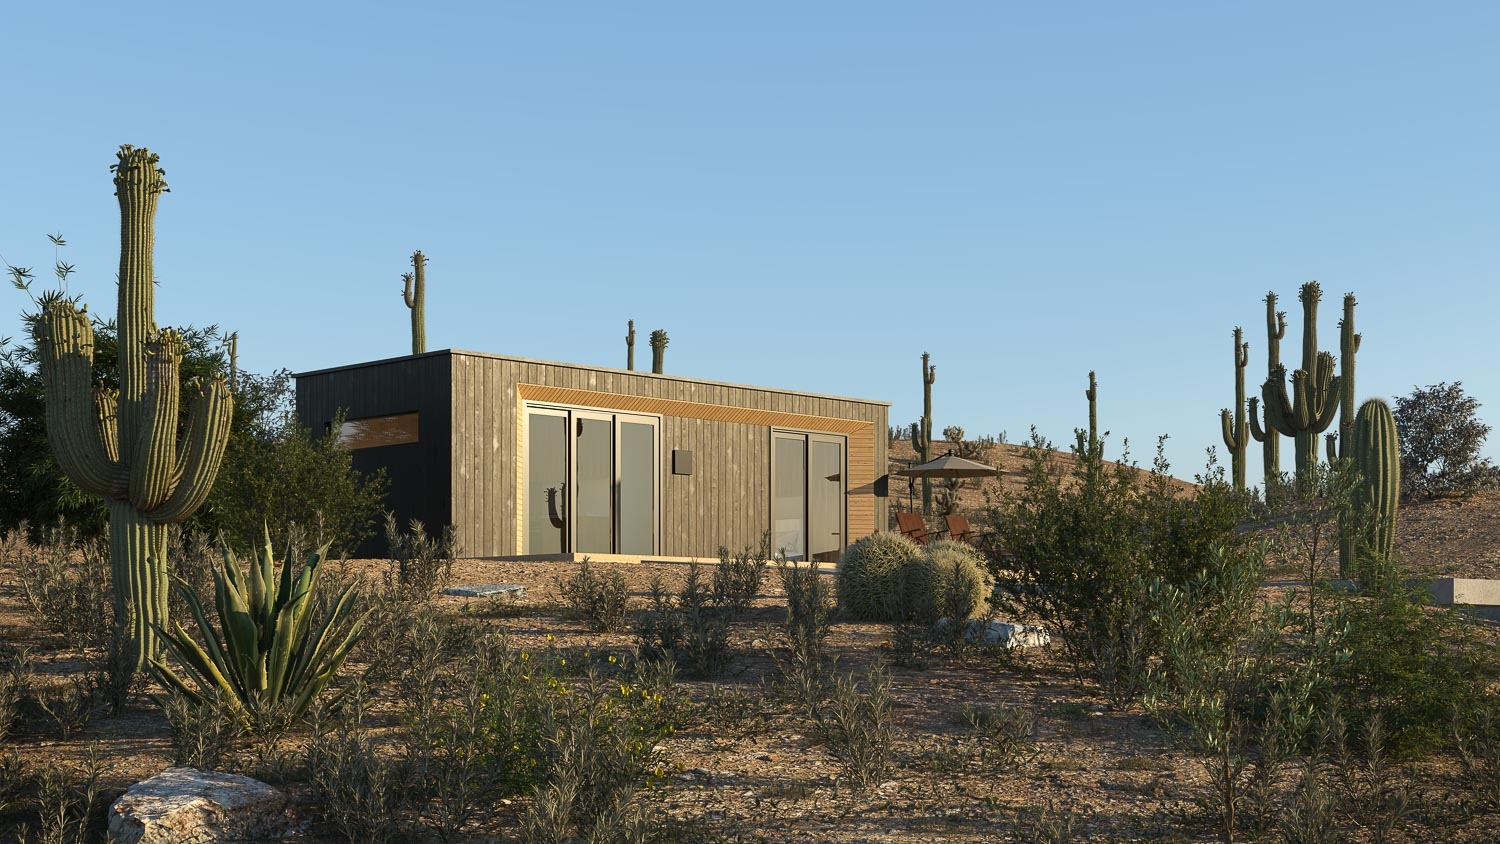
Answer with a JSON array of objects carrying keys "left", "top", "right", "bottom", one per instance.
[
  {"left": 837, "top": 531, "right": 920, "bottom": 621},
  {"left": 987, "top": 430, "right": 1255, "bottom": 702}
]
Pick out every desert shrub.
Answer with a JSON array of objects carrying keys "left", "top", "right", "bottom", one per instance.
[
  {"left": 558, "top": 558, "right": 631, "bottom": 633},
  {"left": 19, "top": 745, "right": 106, "bottom": 844},
  {"left": 712, "top": 533, "right": 770, "bottom": 617},
  {"left": 1320, "top": 582, "right": 1492, "bottom": 753},
  {"left": 814, "top": 660, "right": 895, "bottom": 791},
  {"left": 1011, "top": 803, "right": 1077, "bottom": 843},
  {"left": 636, "top": 563, "right": 730, "bottom": 679},
  {"left": 961, "top": 701, "right": 1036, "bottom": 766},
  {"left": 13, "top": 521, "right": 112, "bottom": 652},
  {"left": 383, "top": 513, "right": 458, "bottom": 600},
  {"left": 773, "top": 555, "right": 836, "bottom": 713},
  {"left": 988, "top": 431, "right": 1255, "bottom": 702},
  {"left": 162, "top": 689, "right": 242, "bottom": 771},
  {"left": 306, "top": 687, "right": 406, "bottom": 843},
  {"left": 1143, "top": 543, "right": 1270, "bottom": 843},
  {"left": 205, "top": 406, "right": 389, "bottom": 558},
  {"left": 836, "top": 531, "right": 921, "bottom": 621},
  {"left": 697, "top": 683, "right": 774, "bottom": 742},
  {"left": 0, "top": 647, "right": 32, "bottom": 744},
  {"left": 1453, "top": 699, "right": 1500, "bottom": 808},
  {"left": 1394, "top": 381, "right": 1500, "bottom": 500}
]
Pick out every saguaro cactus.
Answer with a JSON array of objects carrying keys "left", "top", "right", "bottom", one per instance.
[
  {"left": 1261, "top": 282, "right": 1341, "bottom": 487},
  {"left": 1247, "top": 293, "right": 1287, "bottom": 488},
  {"left": 1085, "top": 371, "right": 1101, "bottom": 457},
  {"left": 912, "top": 352, "right": 936, "bottom": 514},
  {"left": 1219, "top": 328, "right": 1250, "bottom": 490},
  {"left": 31, "top": 146, "right": 234, "bottom": 669},
  {"left": 649, "top": 329, "right": 669, "bottom": 374},
  {"left": 1336, "top": 293, "right": 1360, "bottom": 460},
  {"left": 626, "top": 320, "right": 636, "bottom": 371},
  {"left": 1340, "top": 398, "right": 1400, "bottom": 577},
  {"left": 401, "top": 250, "right": 427, "bottom": 355}
]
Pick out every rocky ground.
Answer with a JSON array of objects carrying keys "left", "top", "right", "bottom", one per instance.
[{"left": 2, "top": 444, "right": 1500, "bottom": 841}]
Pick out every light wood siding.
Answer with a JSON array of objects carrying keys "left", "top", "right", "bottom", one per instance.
[{"left": 298, "top": 350, "right": 887, "bottom": 558}]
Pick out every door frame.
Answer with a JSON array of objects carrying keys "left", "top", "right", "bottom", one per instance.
[{"left": 522, "top": 402, "right": 662, "bottom": 555}]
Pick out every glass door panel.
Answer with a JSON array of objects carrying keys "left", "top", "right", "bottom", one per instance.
[
  {"left": 809, "top": 438, "right": 844, "bottom": 563},
  {"left": 525, "top": 410, "right": 569, "bottom": 553},
  {"left": 772, "top": 434, "right": 808, "bottom": 560},
  {"left": 618, "top": 420, "right": 656, "bottom": 555},
  {"left": 574, "top": 414, "right": 615, "bottom": 554}
]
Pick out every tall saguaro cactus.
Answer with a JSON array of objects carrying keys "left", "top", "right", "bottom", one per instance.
[
  {"left": 401, "top": 250, "right": 427, "bottom": 355},
  {"left": 649, "top": 329, "right": 669, "bottom": 374},
  {"left": 31, "top": 146, "right": 234, "bottom": 669},
  {"left": 1336, "top": 292, "right": 1360, "bottom": 460},
  {"left": 626, "top": 320, "right": 636, "bottom": 371},
  {"left": 1340, "top": 398, "right": 1399, "bottom": 577},
  {"left": 910, "top": 352, "right": 936, "bottom": 514},
  {"left": 1247, "top": 293, "right": 1287, "bottom": 489},
  {"left": 1261, "top": 282, "right": 1341, "bottom": 487},
  {"left": 1219, "top": 328, "right": 1250, "bottom": 490}
]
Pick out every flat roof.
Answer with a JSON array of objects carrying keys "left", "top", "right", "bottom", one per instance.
[{"left": 294, "top": 348, "right": 891, "bottom": 408}]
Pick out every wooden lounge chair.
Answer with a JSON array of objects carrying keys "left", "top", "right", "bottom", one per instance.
[
  {"left": 946, "top": 514, "right": 1017, "bottom": 565},
  {"left": 945, "top": 514, "right": 983, "bottom": 544},
  {"left": 896, "top": 511, "right": 940, "bottom": 545}
]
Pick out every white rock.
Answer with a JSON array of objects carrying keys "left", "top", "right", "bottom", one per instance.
[
  {"left": 932, "top": 618, "right": 1051, "bottom": 649},
  {"left": 442, "top": 583, "right": 526, "bottom": 599},
  {"left": 109, "top": 767, "right": 289, "bottom": 844}
]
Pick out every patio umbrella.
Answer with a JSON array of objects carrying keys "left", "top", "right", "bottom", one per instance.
[{"left": 894, "top": 452, "right": 998, "bottom": 511}]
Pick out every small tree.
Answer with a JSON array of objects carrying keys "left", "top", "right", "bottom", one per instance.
[{"left": 1393, "top": 381, "right": 1500, "bottom": 500}]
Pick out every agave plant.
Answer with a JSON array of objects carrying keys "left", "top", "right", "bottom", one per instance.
[{"left": 150, "top": 528, "right": 367, "bottom": 725}]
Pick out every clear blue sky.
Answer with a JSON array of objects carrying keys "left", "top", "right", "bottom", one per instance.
[{"left": 4, "top": 2, "right": 1497, "bottom": 489}]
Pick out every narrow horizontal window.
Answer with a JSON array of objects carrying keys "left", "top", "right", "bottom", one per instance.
[{"left": 337, "top": 412, "right": 418, "bottom": 450}]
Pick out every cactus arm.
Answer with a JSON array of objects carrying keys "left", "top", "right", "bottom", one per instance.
[
  {"left": 130, "top": 331, "right": 184, "bottom": 511},
  {"left": 32, "top": 300, "right": 123, "bottom": 497},
  {"left": 1247, "top": 397, "right": 1270, "bottom": 442},
  {"left": 94, "top": 388, "right": 120, "bottom": 465},
  {"left": 146, "top": 374, "right": 233, "bottom": 524},
  {"left": 1221, "top": 408, "right": 1238, "bottom": 448},
  {"left": 1262, "top": 368, "right": 1299, "bottom": 434},
  {"left": 401, "top": 273, "right": 416, "bottom": 308},
  {"left": 1326, "top": 433, "right": 1338, "bottom": 465}
]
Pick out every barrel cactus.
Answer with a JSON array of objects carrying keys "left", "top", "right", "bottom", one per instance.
[
  {"left": 897, "top": 539, "right": 991, "bottom": 623},
  {"left": 837, "top": 531, "right": 921, "bottom": 621}
]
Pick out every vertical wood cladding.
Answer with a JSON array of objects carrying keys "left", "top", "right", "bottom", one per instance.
[
  {"left": 294, "top": 353, "right": 452, "bottom": 556},
  {"left": 299, "top": 351, "right": 887, "bottom": 558}
]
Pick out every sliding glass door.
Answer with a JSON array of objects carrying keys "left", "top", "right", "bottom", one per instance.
[
  {"left": 524, "top": 406, "right": 659, "bottom": 555},
  {"left": 771, "top": 431, "right": 845, "bottom": 562}
]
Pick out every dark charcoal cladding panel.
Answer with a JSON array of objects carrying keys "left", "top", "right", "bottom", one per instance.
[{"left": 295, "top": 353, "right": 453, "bottom": 557}]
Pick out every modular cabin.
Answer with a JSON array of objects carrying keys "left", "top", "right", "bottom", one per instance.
[{"left": 294, "top": 350, "right": 890, "bottom": 561}]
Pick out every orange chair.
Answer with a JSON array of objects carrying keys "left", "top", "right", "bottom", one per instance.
[
  {"left": 944, "top": 514, "right": 978, "bottom": 543},
  {"left": 896, "top": 512, "right": 940, "bottom": 545}
]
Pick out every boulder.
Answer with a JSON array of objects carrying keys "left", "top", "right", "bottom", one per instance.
[
  {"left": 442, "top": 583, "right": 527, "bottom": 599},
  {"left": 933, "top": 618, "right": 1051, "bottom": 649},
  {"left": 109, "top": 767, "right": 290, "bottom": 844}
]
